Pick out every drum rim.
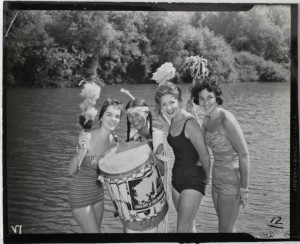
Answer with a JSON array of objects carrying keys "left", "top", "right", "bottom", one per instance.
[
  {"left": 99, "top": 141, "right": 152, "bottom": 176},
  {"left": 100, "top": 154, "right": 154, "bottom": 178}
]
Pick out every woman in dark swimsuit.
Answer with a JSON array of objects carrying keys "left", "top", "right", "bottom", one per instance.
[{"left": 155, "top": 82, "right": 211, "bottom": 232}]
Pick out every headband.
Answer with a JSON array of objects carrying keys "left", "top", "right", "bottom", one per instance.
[{"left": 126, "top": 106, "right": 149, "bottom": 114}]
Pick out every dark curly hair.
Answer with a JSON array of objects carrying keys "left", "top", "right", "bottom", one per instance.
[{"left": 190, "top": 78, "right": 223, "bottom": 105}]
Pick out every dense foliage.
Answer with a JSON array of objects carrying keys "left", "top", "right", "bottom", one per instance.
[{"left": 5, "top": 6, "right": 290, "bottom": 87}]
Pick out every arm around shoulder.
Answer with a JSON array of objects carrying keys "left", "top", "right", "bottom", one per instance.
[{"left": 186, "top": 119, "right": 211, "bottom": 179}]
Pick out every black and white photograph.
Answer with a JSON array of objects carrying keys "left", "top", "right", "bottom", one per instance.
[{"left": 2, "top": 1, "right": 299, "bottom": 243}]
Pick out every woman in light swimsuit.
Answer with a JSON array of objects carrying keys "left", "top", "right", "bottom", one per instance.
[
  {"left": 68, "top": 99, "right": 123, "bottom": 233},
  {"left": 191, "top": 78, "right": 250, "bottom": 232},
  {"left": 155, "top": 82, "right": 211, "bottom": 233}
]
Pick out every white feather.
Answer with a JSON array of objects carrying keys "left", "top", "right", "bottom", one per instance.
[
  {"left": 120, "top": 88, "right": 135, "bottom": 100},
  {"left": 151, "top": 62, "right": 176, "bottom": 86}
]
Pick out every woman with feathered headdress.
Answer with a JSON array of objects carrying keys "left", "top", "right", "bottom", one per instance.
[
  {"left": 189, "top": 56, "right": 250, "bottom": 232},
  {"left": 153, "top": 62, "right": 211, "bottom": 233},
  {"left": 68, "top": 81, "right": 123, "bottom": 233},
  {"left": 118, "top": 87, "right": 171, "bottom": 233}
]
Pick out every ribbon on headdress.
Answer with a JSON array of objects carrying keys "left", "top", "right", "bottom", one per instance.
[{"left": 126, "top": 106, "right": 149, "bottom": 114}]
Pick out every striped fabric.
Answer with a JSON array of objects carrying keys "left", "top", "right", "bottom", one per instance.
[{"left": 69, "top": 154, "right": 104, "bottom": 209}]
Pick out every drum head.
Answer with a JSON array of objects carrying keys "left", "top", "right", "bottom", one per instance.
[{"left": 99, "top": 141, "right": 151, "bottom": 175}]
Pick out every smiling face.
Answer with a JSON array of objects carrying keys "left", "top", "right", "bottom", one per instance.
[
  {"left": 198, "top": 88, "right": 218, "bottom": 115},
  {"left": 101, "top": 105, "right": 121, "bottom": 131},
  {"left": 127, "top": 110, "right": 148, "bottom": 131},
  {"left": 160, "top": 94, "right": 181, "bottom": 119}
]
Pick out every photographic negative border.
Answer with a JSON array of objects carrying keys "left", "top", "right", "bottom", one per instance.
[{"left": 2, "top": 1, "right": 299, "bottom": 243}]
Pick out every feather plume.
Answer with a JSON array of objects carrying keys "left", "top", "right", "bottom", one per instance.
[
  {"left": 120, "top": 88, "right": 135, "bottom": 100},
  {"left": 84, "top": 107, "right": 98, "bottom": 121},
  {"left": 184, "top": 56, "right": 209, "bottom": 85},
  {"left": 79, "top": 82, "right": 101, "bottom": 123},
  {"left": 80, "top": 82, "right": 101, "bottom": 101},
  {"left": 151, "top": 62, "right": 176, "bottom": 86}
]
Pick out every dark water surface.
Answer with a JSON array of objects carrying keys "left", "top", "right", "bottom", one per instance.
[{"left": 6, "top": 82, "right": 290, "bottom": 237}]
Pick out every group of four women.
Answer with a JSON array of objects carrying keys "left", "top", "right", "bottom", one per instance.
[{"left": 68, "top": 78, "right": 250, "bottom": 233}]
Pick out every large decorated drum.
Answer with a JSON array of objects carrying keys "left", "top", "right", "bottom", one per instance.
[{"left": 98, "top": 141, "right": 168, "bottom": 231}]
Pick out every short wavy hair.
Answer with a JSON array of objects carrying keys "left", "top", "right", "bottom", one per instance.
[
  {"left": 190, "top": 78, "right": 223, "bottom": 105},
  {"left": 155, "top": 81, "right": 182, "bottom": 107}
]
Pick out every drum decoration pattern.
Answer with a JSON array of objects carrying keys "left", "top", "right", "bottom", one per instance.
[{"left": 99, "top": 142, "right": 168, "bottom": 231}]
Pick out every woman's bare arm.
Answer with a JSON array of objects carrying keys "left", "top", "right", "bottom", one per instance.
[
  {"left": 186, "top": 119, "right": 211, "bottom": 179},
  {"left": 69, "top": 154, "right": 78, "bottom": 175},
  {"left": 222, "top": 112, "right": 250, "bottom": 189}
]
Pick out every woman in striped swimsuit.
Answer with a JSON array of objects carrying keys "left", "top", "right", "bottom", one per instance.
[{"left": 68, "top": 99, "right": 123, "bottom": 233}]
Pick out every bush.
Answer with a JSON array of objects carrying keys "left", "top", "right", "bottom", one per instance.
[
  {"left": 259, "top": 60, "right": 289, "bottom": 82},
  {"left": 43, "top": 46, "right": 91, "bottom": 87},
  {"left": 234, "top": 51, "right": 289, "bottom": 82}
]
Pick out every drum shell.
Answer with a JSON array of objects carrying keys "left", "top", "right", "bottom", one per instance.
[{"left": 100, "top": 144, "right": 168, "bottom": 231}]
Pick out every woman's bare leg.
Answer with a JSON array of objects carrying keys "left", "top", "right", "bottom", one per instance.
[
  {"left": 93, "top": 200, "right": 104, "bottom": 231},
  {"left": 175, "top": 189, "right": 203, "bottom": 233},
  {"left": 215, "top": 193, "right": 240, "bottom": 233},
  {"left": 72, "top": 205, "right": 100, "bottom": 233}
]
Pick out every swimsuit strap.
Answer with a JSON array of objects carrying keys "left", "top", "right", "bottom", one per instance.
[
  {"left": 180, "top": 117, "right": 195, "bottom": 136},
  {"left": 169, "top": 117, "right": 195, "bottom": 137}
]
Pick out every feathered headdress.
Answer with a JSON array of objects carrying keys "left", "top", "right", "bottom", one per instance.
[
  {"left": 184, "top": 56, "right": 210, "bottom": 85},
  {"left": 79, "top": 81, "right": 101, "bottom": 124},
  {"left": 151, "top": 62, "right": 176, "bottom": 86},
  {"left": 120, "top": 88, "right": 135, "bottom": 100}
]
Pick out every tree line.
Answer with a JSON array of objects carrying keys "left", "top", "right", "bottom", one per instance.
[{"left": 5, "top": 5, "right": 290, "bottom": 87}]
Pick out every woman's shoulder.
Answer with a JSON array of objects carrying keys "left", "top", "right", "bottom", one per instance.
[
  {"left": 184, "top": 115, "right": 201, "bottom": 132},
  {"left": 182, "top": 109, "right": 194, "bottom": 119},
  {"left": 220, "top": 109, "right": 239, "bottom": 131},
  {"left": 220, "top": 109, "right": 236, "bottom": 122}
]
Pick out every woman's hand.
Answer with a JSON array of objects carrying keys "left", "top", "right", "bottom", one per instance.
[
  {"left": 76, "top": 132, "right": 91, "bottom": 170},
  {"left": 78, "top": 132, "right": 91, "bottom": 150},
  {"left": 206, "top": 176, "right": 212, "bottom": 185},
  {"left": 238, "top": 188, "right": 249, "bottom": 208}
]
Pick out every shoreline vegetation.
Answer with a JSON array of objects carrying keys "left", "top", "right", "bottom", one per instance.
[{"left": 5, "top": 6, "right": 290, "bottom": 88}]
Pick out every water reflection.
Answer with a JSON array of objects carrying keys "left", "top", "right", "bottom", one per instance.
[{"left": 6, "top": 82, "right": 290, "bottom": 236}]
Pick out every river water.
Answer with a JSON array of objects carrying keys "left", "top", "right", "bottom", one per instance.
[{"left": 6, "top": 82, "right": 290, "bottom": 237}]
